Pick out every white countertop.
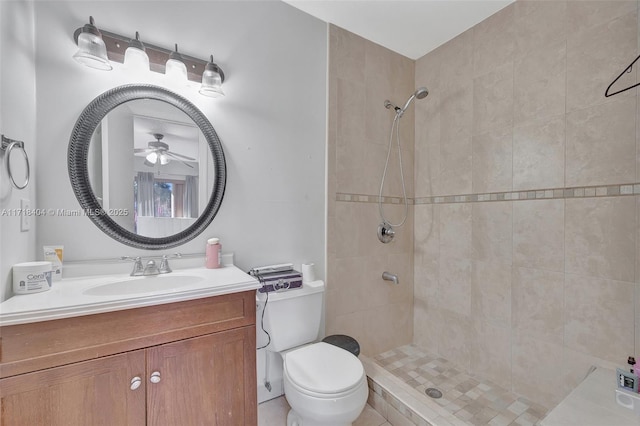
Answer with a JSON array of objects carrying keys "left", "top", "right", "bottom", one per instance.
[
  {"left": 0, "top": 265, "right": 260, "bottom": 326},
  {"left": 541, "top": 367, "right": 640, "bottom": 425}
]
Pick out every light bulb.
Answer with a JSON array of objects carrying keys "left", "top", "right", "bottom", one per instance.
[
  {"left": 124, "top": 31, "right": 149, "bottom": 74},
  {"left": 145, "top": 152, "right": 158, "bottom": 164},
  {"left": 199, "top": 55, "right": 225, "bottom": 98},
  {"left": 72, "top": 16, "right": 112, "bottom": 70},
  {"left": 165, "top": 44, "right": 188, "bottom": 84}
]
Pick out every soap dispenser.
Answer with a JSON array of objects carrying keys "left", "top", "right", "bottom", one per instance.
[{"left": 206, "top": 238, "right": 221, "bottom": 269}]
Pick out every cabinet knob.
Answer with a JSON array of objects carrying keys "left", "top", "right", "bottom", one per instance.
[
  {"left": 150, "top": 371, "right": 161, "bottom": 384},
  {"left": 130, "top": 376, "right": 142, "bottom": 390}
]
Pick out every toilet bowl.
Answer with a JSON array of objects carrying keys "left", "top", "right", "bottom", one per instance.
[{"left": 282, "top": 342, "right": 368, "bottom": 426}]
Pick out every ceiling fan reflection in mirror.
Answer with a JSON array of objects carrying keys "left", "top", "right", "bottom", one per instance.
[{"left": 134, "top": 133, "right": 196, "bottom": 168}]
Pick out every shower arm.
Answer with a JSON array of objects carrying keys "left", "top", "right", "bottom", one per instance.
[
  {"left": 384, "top": 100, "right": 401, "bottom": 114},
  {"left": 383, "top": 98, "right": 413, "bottom": 118}
]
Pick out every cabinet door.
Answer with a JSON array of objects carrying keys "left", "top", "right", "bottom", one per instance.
[
  {"left": 147, "top": 326, "right": 257, "bottom": 426},
  {"left": 0, "top": 350, "right": 146, "bottom": 426}
]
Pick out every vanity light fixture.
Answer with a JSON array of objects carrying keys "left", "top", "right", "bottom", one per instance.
[
  {"left": 72, "top": 16, "right": 112, "bottom": 70},
  {"left": 124, "top": 31, "right": 150, "bottom": 71},
  {"left": 73, "top": 17, "right": 226, "bottom": 96},
  {"left": 199, "top": 55, "right": 225, "bottom": 98}
]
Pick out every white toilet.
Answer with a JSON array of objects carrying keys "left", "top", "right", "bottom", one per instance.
[{"left": 259, "top": 280, "right": 368, "bottom": 426}]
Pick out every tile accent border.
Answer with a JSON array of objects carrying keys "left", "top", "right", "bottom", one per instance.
[
  {"left": 335, "top": 193, "right": 415, "bottom": 204},
  {"left": 336, "top": 183, "right": 640, "bottom": 205}
]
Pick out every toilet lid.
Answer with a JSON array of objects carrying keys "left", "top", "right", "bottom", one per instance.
[{"left": 284, "top": 342, "right": 364, "bottom": 394}]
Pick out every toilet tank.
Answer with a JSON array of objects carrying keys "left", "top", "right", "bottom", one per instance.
[{"left": 258, "top": 280, "right": 324, "bottom": 352}]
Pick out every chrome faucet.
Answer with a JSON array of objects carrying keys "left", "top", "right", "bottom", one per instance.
[
  {"left": 382, "top": 271, "right": 399, "bottom": 285},
  {"left": 122, "top": 253, "right": 182, "bottom": 276},
  {"left": 144, "top": 260, "right": 160, "bottom": 276}
]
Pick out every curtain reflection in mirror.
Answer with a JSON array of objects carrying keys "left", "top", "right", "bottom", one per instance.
[
  {"left": 184, "top": 175, "right": 198, "bottom": 218},
  {"left": 135, "top": 172, "right": 154, "bottom": 217}
]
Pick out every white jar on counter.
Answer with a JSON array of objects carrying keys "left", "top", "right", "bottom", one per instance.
[{"left": 13, "top": 261, "right": 52, "bottom": 294}]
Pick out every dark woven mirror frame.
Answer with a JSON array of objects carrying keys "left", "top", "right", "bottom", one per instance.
[{"left": 68, "top": 84, "right": 226, "bottom": 250}]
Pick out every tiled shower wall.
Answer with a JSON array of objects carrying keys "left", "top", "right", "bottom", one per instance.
[
  {"left": 413, "top": 0, "right": 640, "bottom": 409},
  {"left": 326, "top": 25, "right": 415, "bottom": 356}
]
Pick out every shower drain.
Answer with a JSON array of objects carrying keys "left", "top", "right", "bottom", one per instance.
[{"left": 425, "top": 387, "right": 443, "bottom": 399}]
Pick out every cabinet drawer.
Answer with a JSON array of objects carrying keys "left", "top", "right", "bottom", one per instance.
[{"left": 0, "top": 290, "right": 256, "bottom": 378}]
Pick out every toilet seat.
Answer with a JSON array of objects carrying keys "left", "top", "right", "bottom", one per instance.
[{"left": 283, "top": 342, "right": 365, "bottom": 398}]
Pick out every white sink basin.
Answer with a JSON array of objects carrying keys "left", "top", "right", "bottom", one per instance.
[{"left": 83, "top": 274, "right": 204, "bottom": 296}]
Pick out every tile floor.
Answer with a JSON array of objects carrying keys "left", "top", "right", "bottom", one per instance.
[
  {"left": 374, "top": 345, "right": 548, "bottom": 426},
  {"left": 258, "top": 396, "right": 390, "bottom": 426}
]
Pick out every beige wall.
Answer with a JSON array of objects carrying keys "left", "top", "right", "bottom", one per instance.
[
  {"left": 326, "top": 25, "right": 415, "bottom": 356},
  {"left": 414, "top": 0, "right": 640, "bottom": 409}
]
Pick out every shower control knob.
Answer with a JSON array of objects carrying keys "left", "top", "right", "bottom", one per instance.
[
  {"left": 130, "top": 376, "right": 142, "bottom": 390},
  {"left": 150, "top": 371, "right": 161, "bottom": 384},
  {"left": 378, "top": 222, "right": 395, "bottom": 243}
]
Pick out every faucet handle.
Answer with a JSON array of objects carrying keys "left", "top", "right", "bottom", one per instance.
[
  {"left": 159, "top": 256, "right": 172, "bottom": 274},
  {"left": 122, "top": 256, "right": 144, "bottom": 276},
  {"left": 159, "top": 253, "right": 181, "bottom": 274}
]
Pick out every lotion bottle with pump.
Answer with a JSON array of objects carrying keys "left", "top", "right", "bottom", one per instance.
[{"left": 206, "top": 238, "right": 221, "bottom": 269}]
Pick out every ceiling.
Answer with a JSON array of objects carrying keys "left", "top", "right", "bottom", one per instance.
[{"left": 281, "top": 0, "right": 514, "bottom": 60}]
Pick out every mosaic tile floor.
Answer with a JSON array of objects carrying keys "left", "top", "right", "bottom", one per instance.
[{"left": 374, "top": 345, "right": 548, "bottom": 426}]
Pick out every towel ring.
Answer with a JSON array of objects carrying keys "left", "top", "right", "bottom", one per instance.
[{"left": 2, "top": 135, "right": 30, "bottom": 190}]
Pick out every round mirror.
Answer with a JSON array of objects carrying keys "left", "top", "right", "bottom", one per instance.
[{"left": 69, "top": 85, "right": 226, "bottom": 250}]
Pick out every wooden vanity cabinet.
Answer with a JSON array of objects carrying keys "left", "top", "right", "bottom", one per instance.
[{"left": 0, "top": 290, "right": 257, "bottom": 426}]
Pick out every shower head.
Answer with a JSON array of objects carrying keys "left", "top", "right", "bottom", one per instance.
[
  {"left": 398, "top": 87, "right": 429, "bottom": 118},
  {"left": 415, "top": 87, "right": 429, "bottom": 99}
]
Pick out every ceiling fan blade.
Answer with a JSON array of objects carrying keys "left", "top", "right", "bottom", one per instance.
[
  {"left": 165, "top": 151, "right": 196, "bottom": 161},
  {"left": 160, "top": 152, "right": 194, "bottom": 168},
  {"left": 134, "top": 148, "right": 154, "bottom": 154}
]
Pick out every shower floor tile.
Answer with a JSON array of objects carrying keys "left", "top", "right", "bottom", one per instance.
[{"left": 374, "top": 345, "right": 548, "bottom": 426}]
